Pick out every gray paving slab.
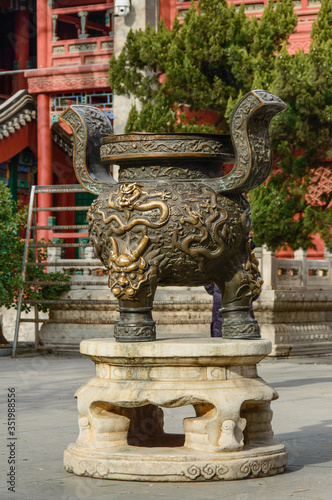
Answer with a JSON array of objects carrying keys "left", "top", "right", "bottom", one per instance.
[{"left": 0, "top": 352, "right": 331, "bottom": 500}]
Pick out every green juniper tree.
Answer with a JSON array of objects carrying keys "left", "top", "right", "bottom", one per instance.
[
  {"left": 250, "top": 0, "right": 332, "bottom": 251},
  {"left": 109, "top": 0, "right": 332, "bottom": 251},
  {"left": 110, "top": 0, "right": 297, "bottom": 133},
  {"left": 0, "top": 183, "right": 70, "bottom": 343}
]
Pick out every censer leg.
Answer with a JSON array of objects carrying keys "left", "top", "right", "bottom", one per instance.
[
  {"left": 220, "top": 286, "right": 260, "bottom": 340},
  {"left": 114, "top": 299, "right": 156, "bottom": 342},
  {"left": 217, "top": 273, "right": 260, "bottom": 340},
  {"left": 110, "top": 260, "right": 159, "bottom": 342},
  {"left": 218, "top": 240, "right": 263, "bottom": 339}
]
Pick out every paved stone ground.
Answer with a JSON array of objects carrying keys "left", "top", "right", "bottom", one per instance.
[{"left": 0, "top": 351, "right": 331, "bottom": 500}]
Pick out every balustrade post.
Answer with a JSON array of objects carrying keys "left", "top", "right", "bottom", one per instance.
[
  {"left": 84, "top": 246, "right": 94, "bottom": 260},
  {"left": 78, "top": 11, "right": 89, "bottom": 39},
  {"left": 83, "top": 247, "right": 94, "bottom": 276},
  {"left": 261, "top": 246, "right": 276, "bottom": 290},
  {"left": 324, "top": 248, "right": 332, "bottom": 286},
  {"left": 47, "top": 247, "right": 62, "bottom": 273},
  {"left": 293, "top": 249, "right": 307, "bottom": 287},
  {"left": 52, "top": 14, "right": 59, "bottom": 42},
  {"left": 254, "top": 246, "right": 262, "bottom": 278}
]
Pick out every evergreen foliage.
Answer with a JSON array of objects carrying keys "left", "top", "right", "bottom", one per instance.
[
  {"left": 0, "top": 183, "right": 70, "bottom": 315},
  {"left": 109, "top": 0, "right": 332, "bottom": 251},
  {"left": 250, "top": 0, "right": 332, "bottom": 251}
]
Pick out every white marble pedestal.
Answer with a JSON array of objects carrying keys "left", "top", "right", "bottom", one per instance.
[{"left": 64, "top": 338, "right": 287, "bottom": 481}]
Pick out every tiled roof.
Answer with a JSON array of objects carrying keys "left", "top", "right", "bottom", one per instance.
[
  {"left": 0, "top": 90, "right": 72, "bottom": 157},
  {"left": 0, "top": 90, "right": 36, "bottom": 140}
]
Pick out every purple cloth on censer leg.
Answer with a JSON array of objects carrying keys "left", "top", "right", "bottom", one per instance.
[{"left": 204, "top": 283, "right": 222, "bottom": 337}]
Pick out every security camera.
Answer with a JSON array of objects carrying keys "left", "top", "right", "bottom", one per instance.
[{"left": 114, "top": 0, "right": 131, "bottom": 16}]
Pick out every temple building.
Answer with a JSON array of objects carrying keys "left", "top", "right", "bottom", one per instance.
[
  {"left": 1, "top": 1, "right": 331, "bottom": 357},
  {"left": 0, "top": 0, "right": 326, "bottom": 245}
]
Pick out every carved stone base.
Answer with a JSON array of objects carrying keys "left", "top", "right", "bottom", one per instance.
[
  {"left": 64, "top": 443, "right": 287, "bottom": 481},
  {"left": 64, "top": 338, "right": 287, "bottom": 481}
]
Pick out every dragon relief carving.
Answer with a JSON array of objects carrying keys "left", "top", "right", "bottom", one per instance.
[
  {"left": 170, "top": 187, "right": 229, "bottom": 269},
  {"left": 87, "top": 182, "right": 248, "bottom": 299},
  {"left": 90, "top": 182, "right": 172, "bottom": 300},
  {"left": 234, "top": 239, "right": 264, "bottom": 302}
]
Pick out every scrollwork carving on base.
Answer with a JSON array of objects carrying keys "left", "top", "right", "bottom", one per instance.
[{"left": 64, "top": 447, "right": 288, "bottom": 481}]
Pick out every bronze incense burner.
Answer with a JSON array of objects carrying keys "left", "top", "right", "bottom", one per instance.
[{"left": 61, "top": 90, "right": 286, "bottom": 342}]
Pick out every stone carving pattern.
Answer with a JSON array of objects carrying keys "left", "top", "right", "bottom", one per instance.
[
  {"left": 183, "top": 458, "right": 274, "bottom": 480},
  {"left": 64, "top": 455, "right": 280, "bottom": 480},
  {"left": 75, "top": 460, "right": 109, "bottom": 477},
  {"left": 217, "top": 419, "right": 244, "bottom": 451},
  {"left": 69, "top": 43, "right": 97, "bottom": 52},
  {"left": 184, "top": 463, "right": 229, "bottom": 480},
  {"left": 239, "top": 459, "right": 272, "bottom": 477}
]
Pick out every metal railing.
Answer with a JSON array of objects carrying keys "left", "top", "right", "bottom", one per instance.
[{"left": 12, "top": 184, "right": 110, "bottom": 357}]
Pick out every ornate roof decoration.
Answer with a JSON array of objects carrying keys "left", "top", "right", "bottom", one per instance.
[
  {"left": 0, "top": 90, "right": 73, "bottom": 157},
  {"left": 0, "top": 90, "right": 36, "bottom": 141}
]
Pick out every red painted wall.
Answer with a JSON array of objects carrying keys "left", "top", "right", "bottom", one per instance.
[{"left": 0, "top": 121, "right": 37, "bottom": 163}]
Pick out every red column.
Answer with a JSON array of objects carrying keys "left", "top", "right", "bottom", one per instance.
[
  {"left": 37, "top": 94, "right": 53, "bottom": 241},
  {"left": 37, "top": 0, "right": 48, "bottom": 68},
  {"left": 14, "top": 9, "right": 29, "bottom": 91},
  {"left": 37, "top": 0, "right": 52, "bottom": 242},
  {"left": 159, "top": 0, "right": 178, "bottom": 30}
]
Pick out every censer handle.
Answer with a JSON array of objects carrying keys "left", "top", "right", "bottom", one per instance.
[
  {"left": 60, "top": 105, "right": 116, "bottom": 195},
  {"left": 211, "top": 90, "right": 287, "bottom": 194}
]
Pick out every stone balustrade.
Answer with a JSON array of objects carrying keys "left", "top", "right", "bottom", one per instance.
[
  {"left": 256, "top": 246, "right": 332, "bottom": 290},
  {"left": 6, "top": 245, "right": 331, "bottom": 356},
  {"left": 254, "top": 247, "right": 332, "bottom": 356}
]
